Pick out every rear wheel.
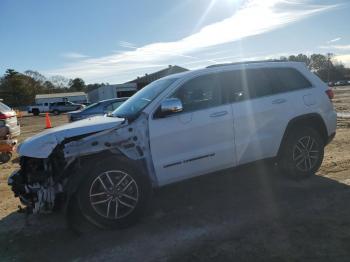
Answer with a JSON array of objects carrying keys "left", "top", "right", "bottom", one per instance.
[
  {"left": 53, "top": 109, "right": 60, "bottom": 115},
  {"left": 76, "top": 157, "right": 152, "bottom": 229},
  {"left": 279, "top": 127, "right": 324, "bottom": 178}
]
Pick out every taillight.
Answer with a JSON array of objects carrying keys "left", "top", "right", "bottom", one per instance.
[
  {"left": 0, "top": 113, "right": 11, "bottom": 119},
  {"left": 325, "top": 89, "right": 334, "bottom": 100}
]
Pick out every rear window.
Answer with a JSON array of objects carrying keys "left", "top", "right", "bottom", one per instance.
[{"left": 0, "top": 102, "right": 11, "bottom": 112}]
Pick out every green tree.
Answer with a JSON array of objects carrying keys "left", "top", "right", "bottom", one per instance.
[
  {"left": 310, "top": 54, "right": 329, "bottom": 72},
  {"left": 0, "top": 69, "right": 37, "bottom": 106},
  {"left": 288, "top": 54, "right": 311, "bottom": 67},
  {"left": 69, "top": 78, "right": 85, "bottom": 91},
  {"left": 50, "top": 75, "right": 70, "bottom": 89}
]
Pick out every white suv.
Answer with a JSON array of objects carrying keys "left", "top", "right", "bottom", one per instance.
[{"left": 9, "top": 61, "right": 336, "bottom": 228}]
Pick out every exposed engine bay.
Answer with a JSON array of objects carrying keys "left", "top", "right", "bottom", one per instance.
[{"left": 8, "top": 114, "right": 155, "bottom": 215}]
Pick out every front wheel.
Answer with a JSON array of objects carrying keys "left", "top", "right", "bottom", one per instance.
[
  {"left": 76, "top": 157, "right": 152, "bottom": 229},
  {"left": 278, "top": 127, "right": 324, "bottom": 178}
]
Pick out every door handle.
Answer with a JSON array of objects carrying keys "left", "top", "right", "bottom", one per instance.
[
  {"left": 272, "top": 98, "right": 287, "bottom": 104},
  {"left": 210, "top": 111, "right": 228, "bottom": 117}
]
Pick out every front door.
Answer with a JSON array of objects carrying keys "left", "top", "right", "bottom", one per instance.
[{"left": 148, "top": 73, "right": 236, "bottom": 186}]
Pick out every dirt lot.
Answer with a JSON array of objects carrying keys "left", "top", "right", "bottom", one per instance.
[{"left": 1, "top": 88, "right": 350, "bottom": 262}]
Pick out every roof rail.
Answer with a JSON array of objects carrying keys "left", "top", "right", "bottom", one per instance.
[{"left": 206, "top": 59, "right": 285, "bottom": 68}]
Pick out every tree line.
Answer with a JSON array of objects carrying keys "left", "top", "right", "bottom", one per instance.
[
  {"left": 0, "top": 69, "right": 106, "bottom": 107},
  {"left": 280, "top": 53, "right": 350, "bottom": 82},
  {"left": 1, "top": 53, "right": 349, "bottom": 107}
]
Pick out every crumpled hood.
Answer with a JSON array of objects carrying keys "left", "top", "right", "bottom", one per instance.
[{"left": 18, "top": 116, "right": 125, "bottom": 158}]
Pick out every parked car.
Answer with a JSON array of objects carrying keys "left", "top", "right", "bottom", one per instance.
[
  {"left": 68, "top": 98, "right": 128, "bottom": 122},
  {"left": 334, "top": 80, "right": 348, "bottom": 86},
  {"left": 0, "top": 101, "right": 20, "bottom": 139},
  {"left": 49, "top": 101, "right": 85, "bottom": 115},
  {"left": 9, "top": 61, "right": 337, "bottom": 229},
  {"left": 27, "top": 102, "right": 51, "bottom": 116}
]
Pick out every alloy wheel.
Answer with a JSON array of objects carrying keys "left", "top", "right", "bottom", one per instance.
[
  {"left": 89, "top": 170, "right": 139, "bottom": 219},
  {"left": 292, "top": 136, "right": 319, "bottom": 172}
]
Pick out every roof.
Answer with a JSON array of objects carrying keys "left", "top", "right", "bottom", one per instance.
[
  {"left": 160, "top": 61, "right": 307, "bottom": 82},
  {"left": 35, "top": 92, "right": 87, "bottom": 99},
  {"left": 206, "top": 59, "right": 286, "bottom": 68},
  {"left": 98, "top": 97, "right": 129, "bottom": 103},
  {"left": 127, "top": 65, "right": 188, "bottom": 84}
]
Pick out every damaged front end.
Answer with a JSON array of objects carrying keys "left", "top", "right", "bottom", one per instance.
[
  {"left": 8, "top": 155, "right": 65, "bottom": 214},
  {"left": 8, "top": 157, "right": 63, "bottom": 214},
  {"left": 8, "top": 114, "right": 154, "bottom": 215}
]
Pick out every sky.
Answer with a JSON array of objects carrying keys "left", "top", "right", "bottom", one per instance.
[{"left": 0, "top": 0, "right": 349, "bottom": 84}]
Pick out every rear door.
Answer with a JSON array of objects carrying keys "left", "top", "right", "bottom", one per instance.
[
  {"left": 149, "top": 73, "right": 236, "bottom": 186},
  {"left": 222, "top": 68, "right": 297, "bottom": 165}
]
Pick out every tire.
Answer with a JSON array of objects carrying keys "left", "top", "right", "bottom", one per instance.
[
  {"left": 0, "top": 152, "right": 12, "bottom": 163},
  {"left": 53, "top": 110, "right": 60, "bottom": 115},
  {"left": 32, "top": 109, "right": 39, "bottom": 116},
  {"left": 278, "top": 127, "right": 324, "bottom": 178},
  {"left": 76, "top": 156, "right": 152, "bottom": 229}
]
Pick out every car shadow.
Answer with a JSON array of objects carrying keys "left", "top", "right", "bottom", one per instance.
[{"left": 1, "top": 162, "right": 350, "bottom": 261}]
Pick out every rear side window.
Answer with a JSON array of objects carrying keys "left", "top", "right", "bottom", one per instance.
[
  {"left": 221, "top": 67, "right": 312, "bottom": 103},
  {"left": 170, "top": 74, "right": 222, "bottom": 113},
  {"left": 265, "top": 68, "right": 312, "bottom": 92}
]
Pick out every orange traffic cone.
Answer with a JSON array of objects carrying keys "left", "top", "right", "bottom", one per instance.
[{"left": 45, "top": 113, "right": 52, "bottom": 129}]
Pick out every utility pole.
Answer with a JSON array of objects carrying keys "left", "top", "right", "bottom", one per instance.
[{"left": 327, "top": 53, "right": 332, "bottom": 83}]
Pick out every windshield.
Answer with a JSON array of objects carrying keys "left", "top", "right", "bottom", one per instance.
[{"left": 111, "top": 78, "right": 178, "bottom": 119}]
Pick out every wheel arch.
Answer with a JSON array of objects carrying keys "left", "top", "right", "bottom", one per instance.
[
  {"left": 277, "top": 113, "right": 328, "bottom": 158},
  {"left": 63, "top": 151, "right": 151, "bottom": 199}
]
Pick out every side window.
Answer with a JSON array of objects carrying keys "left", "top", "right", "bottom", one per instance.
[
  {"left": 220, "top": 69, "right": 274, "bottom": 102},
  {"left": 112, "top": 101, "right": 124, "bottom": 110},
  {"left": 220, "top": 67, "right": 311, "bottom": 103},
  {"left": 265, "top": 68, "right": 312, "bottom": 92},
  {"left": 245, "top": 69, "right": 273, "bottom": 99},
  {"left": 105, "top": 104, "right": 114, "bottom": 112},
  {"left": 105, "top": 101, "right": 123, "bottom": 112},
  {"left": 170, "top": 74, "right": 222, "bottom": 113}
]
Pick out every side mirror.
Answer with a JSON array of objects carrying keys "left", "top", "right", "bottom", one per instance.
[{"left": 160, "top": 98, "right": 183, "bottom": 116}]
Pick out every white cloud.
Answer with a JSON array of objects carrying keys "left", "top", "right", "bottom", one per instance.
[
  {"left": 48, "top": 0, "right": 337, "bottom": 83},
  {"left": 118, "top": 41, "right": 137, "bottom": 49},
  {"left": 62, "top": 52, "right": 89, "bottom": 59},
  {"left": 335, "top": 54, "right": 350, "bottom": 67},
  {"left": 320, "top": 44, "right": 350, "bottom": 51},
  {"left": 327, "top": 37, "right": 342, "bottom": 43}
]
